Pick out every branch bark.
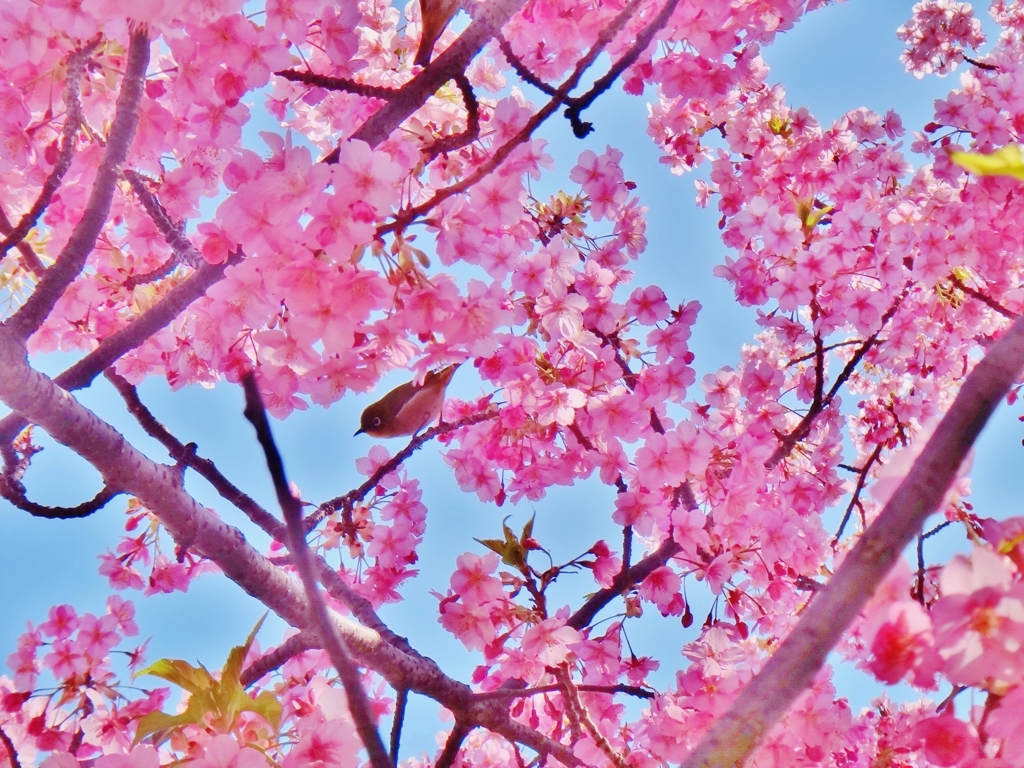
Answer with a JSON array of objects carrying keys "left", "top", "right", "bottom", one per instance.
[
  {"left": 0, "top": 327, "right": 577, "bottom": 765},
  {"left": 5, "top": 29, "right": 150, "bottom": 342},
  {"left": 349, "top": 0, "right": 527, "bottom": 150},
  {"left": 679, "top": 315, "right": 1024, "bottom": 768},
  {"left": 0, "top": 257, "right": 237, "bottom": 445}
]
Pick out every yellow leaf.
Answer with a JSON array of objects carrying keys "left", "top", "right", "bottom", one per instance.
[{"left": 950, "top": 145, "right": 1024, "bottom": 179}]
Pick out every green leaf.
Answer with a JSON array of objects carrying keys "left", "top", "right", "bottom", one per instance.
[
  {"left": 521, "top": 513, "right": 535, "bottom": 541},
  {"left": 475, "top": 537, "right": 507, "bottom": 556},
  {"left": 251, "top": 690, "right": 284, "bottom": 730},
  {"left": 951, "top": 145, "right": 1024, "bottom": 179},
  {"left": 133, "top": 710, "right": 195, "bottom": 745},
  {"left": 133, "top": 614, "right": 281, "bottom": 744},
  {"left": 136, "top": 658, "right": 214, "bottom": 695},
  {"left": 220, "top": 613, "right": 266, "bottom": 690},
  {"left": 133, "top": 689, "right": 215, "bottom": 745}
]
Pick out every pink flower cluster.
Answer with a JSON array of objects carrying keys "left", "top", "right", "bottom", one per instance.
[{"left": 8, "top": 0, "right": 1024, "bottom": 765}]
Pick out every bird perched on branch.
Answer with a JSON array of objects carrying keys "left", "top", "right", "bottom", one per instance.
[
  {"left": 414, "top": 0, "right": 461, "bottom": 66},
  {"left": 355, "top": 364, "right": 460, "bottom": 438}
]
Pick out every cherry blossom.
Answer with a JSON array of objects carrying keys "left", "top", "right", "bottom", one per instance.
[{"left": 7, "top": 0, "right": 1024, "bottom": 766}]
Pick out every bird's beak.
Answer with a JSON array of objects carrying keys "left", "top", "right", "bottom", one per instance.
[{"left": 353, "top": 427, "right": 364, "bottom": 437}]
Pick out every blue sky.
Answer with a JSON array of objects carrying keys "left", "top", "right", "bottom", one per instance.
[{"left": 3, "top": 0, "right": 1018, "bottom": 758}]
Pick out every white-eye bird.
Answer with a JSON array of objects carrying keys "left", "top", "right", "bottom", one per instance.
[
  {"left": 355, "top": 364, "right": 460, "bottom": 438},
  {"left": 414, "top": 0, "right": 461, "bottom": 66}
]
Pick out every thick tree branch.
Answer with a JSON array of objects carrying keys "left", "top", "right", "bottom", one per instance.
[
  {"left": 0, "top": 255, "right": 239, "bottom": 446},
  {"left": 679, "top": 315, "right": 1024, "bottom": 768},
  {"left": 0, "top": 332, "right": 577, "bottom": 765},
  {"left": 347, "top": 0, "right": 527, "bottom": 152},
  {"left": 0, "top": 36, "right": 101, "bottom": 259},
  {"left": 240, "top": 631, "right": 317, "bottom": 687}
]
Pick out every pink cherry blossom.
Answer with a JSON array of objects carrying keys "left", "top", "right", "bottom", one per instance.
[
  {"left": 932, "top": 547, "right": 1024, "bottom": 687},
  {"left": 520, "top": 618, "right": 580, "bottom": 667}
]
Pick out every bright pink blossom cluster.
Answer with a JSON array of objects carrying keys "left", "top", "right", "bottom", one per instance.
[{"left": 6, "top": 0, "right": 1024, "bottom": 766}]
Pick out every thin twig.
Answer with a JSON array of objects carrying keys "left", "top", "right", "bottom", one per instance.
[
  {"left": 962, "top": 54, "right": 997, "bottom": 71},
  {"left": 788, "top": 339, "right": 863, "bottom": 366},
  {"left": 0, "top": 428, "right": 120, "bottom": 518},
  {"left": 567, "top": 536, "right": 684, "bottom": 630},
  {"left": 811, "top": 308, "right": 825, "bottom": 413},
  {"left": 376, "top": 0, "right": 651, "bottom": 238},
  {"left": 562, "top": 0, "right": 681, "bottom": 138},
  {"left": 274, "top": 68, "right": 399, "bottom": 100},
  {"left": 0, "top": 478, "right": 118, "bottom": 519},
  {"left": 0, "top": 723, "right": 21, "bottom": 768},
  {"left": 423, "top": 71, "right": 481, "bottom": 161},
  {"left": 104, "top": 368, "right": 286, "bottom": 538},
  {"left": 472, "top": 683, "right": 654, "bottom": 700},
  {"left": 123, "top": 169, "right": 204, "bottom": 268},
  {"left": 950, "top": 274, "right": 1019, "bottom": 319},
  {"left": 0, "top": 205, "right": 46, "bottom": 276},
  {"left": 831, "top": 443, "right": 883, "bottom": 545},
  {"left": 306, "top": 407, "right": 500, "bottom": 531},
  {"left": 765, "top": 287, "right": 908, "bottom": 470},
  {"left": 915, "top": 520, "right": 954, "bottom": 604},
  {"left": 496, "top": 34, "right": 558, "bottom": 95},
  {"left": 569, "top": 421, "right": 629, "bottom": 494},
  {"left": 241, "top": 372, "right": 394, "bottom": 768},
  {"left": 558, "top": 669, "right": 628, "bottom": 768},
  {"left": 104, "top": 370, "right": 448, "bottom": 662},
  {"left": 390, "top": 687, "right": 409, "bottom": 763},
  {"left": 340, "top": 0, "right": 529, "bottom": 156},
  {"left": 123, "top": 256, "right": 177, "bottom": 288},
  {"left": 436, "top": 722, "right": 472, "bottom": 768},
  {"left": 67, "top": 695, "right": 94, "bottom": 755},
  {"left": 498, "top": 0, "right": 677, "bottom": 138}
]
